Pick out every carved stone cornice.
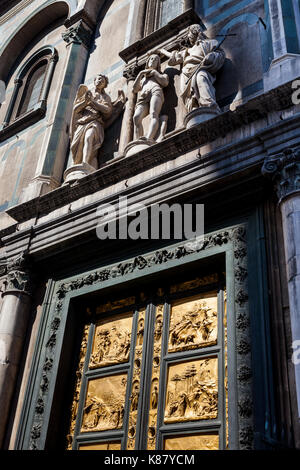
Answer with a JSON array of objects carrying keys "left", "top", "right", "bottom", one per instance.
[
  {"left": 262, "top": 147, "right": 300, "bottom": 202},
  {"left": 1, "top": 252, "right": 33, "bottom": 296},
  {"left": 62, "top": 20, "right": 93, "bottom": 49}
]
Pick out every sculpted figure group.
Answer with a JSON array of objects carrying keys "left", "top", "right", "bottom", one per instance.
[{"left": 68, "top": 23, "right": 225, "bottom": 175}]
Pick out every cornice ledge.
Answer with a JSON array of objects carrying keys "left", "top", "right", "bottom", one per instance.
[{"left": 5, "top": 78, "right": 296, "bottom": 225}]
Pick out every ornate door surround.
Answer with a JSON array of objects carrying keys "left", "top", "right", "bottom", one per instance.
[{"left": 15, "top": 224, "right": 254, "bottom": 450}]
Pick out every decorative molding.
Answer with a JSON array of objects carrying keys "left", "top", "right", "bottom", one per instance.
[
  {"left": 62, "top": 20, "right": 93, "bottom": 49},
  {"left": 262, "top": 146, "right": 300, "bottom": 202},
  {"left": 238, "top": 397, "right": 253, "bottom": 418},
  {"left": 237, "top": 365, "right": 252, "bottom": 383},
  {"left": 0, "top": 0, "right": 32, "bottom": 26},
  {"left": 26, "top": 225, "right": 253, "bottom": 450},
  {"left": 5, "top": 77, "right": 296, "bottom": 225},
  {"left": 232, "top": 225, "right": 254, "bottom": 450},
  {"left": 239, "top": 426, "right": 254, "bottom": 449}
]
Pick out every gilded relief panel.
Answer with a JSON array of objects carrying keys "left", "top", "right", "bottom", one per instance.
[
  {"left": 164, "top": 357, "right": 218, "bottom": 423},
  {"left": 81, "top": 374, "right": 127, "bottom": 432},
  {"left": 89, "top": 313, "right": 133, "bottom": 369},
  {"left": 168, "top": 294, "right": 218, "bottom": 353},
  {"left": 164, "top": 433, "right": 219, "bottom": 450},
  {"left": 79, "top": 441, "right": 121, "bottom": 450}
]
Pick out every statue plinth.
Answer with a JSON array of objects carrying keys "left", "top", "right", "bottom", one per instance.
[
  {"left": 124, "top": 138, "right": 156, "bottom": 157},
  {"left": 63, "top": 162, "right": 95, "bottom": 183},
  {"left": 184, "top": 107, "right": 220, "bottom": 129}
]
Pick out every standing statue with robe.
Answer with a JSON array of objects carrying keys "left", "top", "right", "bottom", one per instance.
[
  {"left": 70, "top": 74, "right": 125, "bottom": 170},
  {"left": 158, "top": 24, "right": 225, "bottom": 114}
]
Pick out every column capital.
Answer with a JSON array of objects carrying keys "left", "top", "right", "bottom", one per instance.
[
  {"left": 1, "top": 252, "right": 34, "bottom": 296},
  {"left": 262, "top": 147, "right": 300, "bottom": 203},
  {"left": 123, "top": 64, "right": 141, "bottom": 81},
  {"left": 62, "top": 19, "right": 93, "bottom": 49}
]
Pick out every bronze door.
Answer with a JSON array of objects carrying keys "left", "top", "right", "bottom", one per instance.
[{"left": 66, "top": 274, "right": 227, "bottom": 450}]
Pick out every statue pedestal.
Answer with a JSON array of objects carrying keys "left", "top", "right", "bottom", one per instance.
[
  {"left": 63, "top": 162, "right": 95, "bottom": 183},
  {"left": 124, "top": 138, "right": 155, "bottom": 157},
  {"left": 184, "top": 107, "right": 220, "bottom": 129}
]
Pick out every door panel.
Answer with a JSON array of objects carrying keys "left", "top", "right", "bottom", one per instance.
[
  {"left": 164, "top": 433, "right": 219, "bottom": 450},
  {"left": 66, "top": 275, "right": 227, "bottom": 450}
]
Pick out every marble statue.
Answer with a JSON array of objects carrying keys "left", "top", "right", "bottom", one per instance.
[
  {"left": 132, "top": 53, "right": 169, "bottom": 142},
  {"left": 69, "top": 74, "right": 125, "bottom": 171},
  {"left": 158, "top": 24, "right": 225, "bottom": 114}
]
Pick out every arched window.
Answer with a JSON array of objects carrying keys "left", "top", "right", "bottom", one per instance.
[
  {"left": 16, "top": 60, "right": 48, "bottom": 118},
  {"left": 0, "top": 46, "right": 58, "bottom": 141}
]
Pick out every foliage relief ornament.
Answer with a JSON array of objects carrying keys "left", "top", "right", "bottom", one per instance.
[{"left": 262, "top": 147, "right": 300, "bottom": 202}]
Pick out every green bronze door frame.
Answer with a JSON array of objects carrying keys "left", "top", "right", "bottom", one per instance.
[{"left": 15, "top": 217, "right": 274, "bottom": 450}]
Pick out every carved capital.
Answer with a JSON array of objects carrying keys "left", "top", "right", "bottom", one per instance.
[
  {"left": 2, "top": 252, "right": 33, "bottom": 296},
  {"left": 62, "top": 20, "right": 92, "bottom": 49},
  {"left": 123, "top": 64, "right": 141, "bottom": 81},
  {"left": 262, "top": 147, "right": 300, "bottom": 202}
]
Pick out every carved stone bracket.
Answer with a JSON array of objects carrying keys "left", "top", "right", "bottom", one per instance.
[
  {"left": 62, "top": 20, "right": 93, "bottom": 49},
  {"left": 262, "top": 147, "right": 300, "bottom": 202}
]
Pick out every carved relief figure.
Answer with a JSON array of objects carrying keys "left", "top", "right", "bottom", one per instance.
[
  {"left": 165, "top": 358, "right": 218, "bottom": 423},
  {"left": 89, "top": 315, "right": 132, "bottom": 369},
  {"left": 136, "top": 318, "right": 144, "bottom": 346},
  {"left": 70, "top": 74, "right": 125, "bottom": 169},
  {"left": 158, "top": 24, "right": 225, "bottom": 113},
  {"left": 154, "top": 315, "right": 163, "bottom": 342},
  {"left": 81, "top": 375, "right": 127, "bottom": 432},
  {"left": 169, "top": 298, "right": 218, "bottom": 352},
  {"left": 151, "top": 384, "right": 158, "bottom": 409},
  {"left": 133, "top": 54, "right": 169, "bottom": 142},
  {"left": 130, "top": 383, "right": 140, "bottom": 411}
]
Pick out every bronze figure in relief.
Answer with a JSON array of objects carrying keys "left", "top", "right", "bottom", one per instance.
[
  {"left": 168, "top": 296, "right": 218, "bottom": 353},
  {"left": 89, "top": 314, "right": 132, "bottom": 369},
  {"left": 81, "top": 374, "right": 127, "bottom": 432},
  {"left": 164, "top": 358, "right": 218, "bottom": 423}
]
